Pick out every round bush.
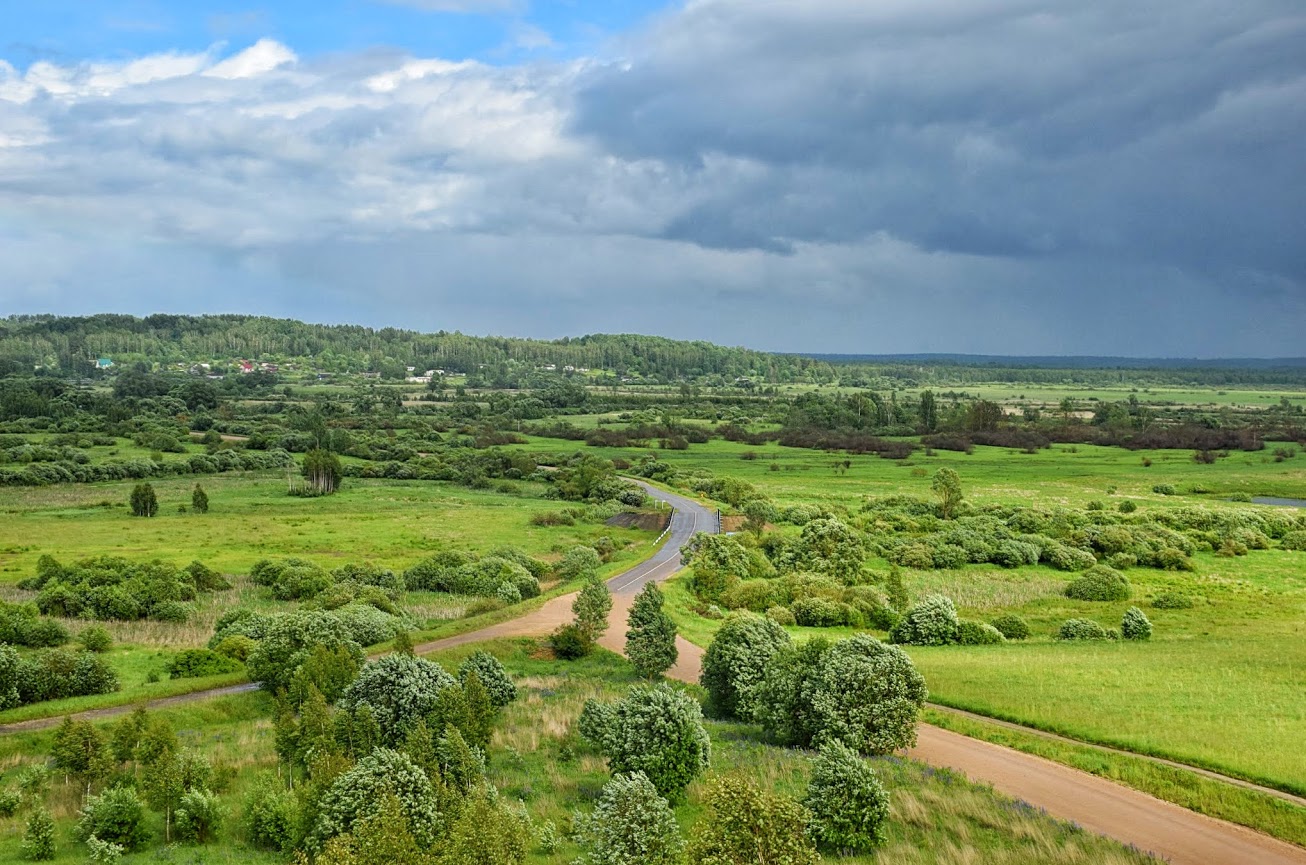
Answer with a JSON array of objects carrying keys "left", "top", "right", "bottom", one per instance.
[
  {"left": 75, "top": 786, "right": 150, "bottom": 850},
  {"left": 804, "top": 740, "right": 890, "bottom": 852},
  {"left": 79, "top": 626, "right": 113, "bottom": 653},
  {"left": 338, "top": 653, "right": 458, "bottom": 745},
  {"left": 1152, "top": 484, "right": 1177, "bottom": 496},
  {"left": 700, "top": 612, "right": 791, "bottom": 720},
  {"left": 955, "top": 620, "right": 1005, "bottom": 645},
  {"left": 574, "top": 772, "right": 683, "bottom": 865},
  {"left": 1281, "top": 531, "right": 1306, "bottom": 552},
  {"left": 1121, "top": 607, "right": 1153, "bottom": 640},
  {"left": 1152, "top": 592, "right": 1195, "bottom": 609},
  {"left": 551, "top": 622, "right": 593, "bottom": 659},
  {"left": 577, "top": 683, "right": 711, "bottom": 800},
  {"left": 310, "top": 749, "right": 441, "bottom": 848},
  {"left": 1118, "top": 500, "right": 1138, "bottom": 513},
  {"left": 888, "top": 595, "right": 958, "bottom": 646},
  {"left": 457, "top": 651, "right": 517, "bottom": 708},
  {"left": 765, "top": 605, "right": 796, "bottom": 626},
  {"left": 792, "top": 596, "right": 847, "bottom": 628},
  {"left": 1065, "top": 565, "right": 1130, "bottom": 602},
  {"left": 989, "top": 615, "right": 1029, "bottom": 640},
  {"left": 1057, "top": 618, "right": 1113, "bottom": 641}
]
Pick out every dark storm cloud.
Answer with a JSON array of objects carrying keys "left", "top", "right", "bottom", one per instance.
[{"left": 0, "top": 2, "right": 1303, "bottom": 355}]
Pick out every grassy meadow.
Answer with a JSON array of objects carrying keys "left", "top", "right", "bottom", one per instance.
[{"left": 0, "top": 642, "right": 1158, "bottom": 865}]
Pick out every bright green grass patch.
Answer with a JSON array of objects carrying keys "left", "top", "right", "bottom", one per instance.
[{"left": 0, "top": 473, "right": 660, "bottom": 580}]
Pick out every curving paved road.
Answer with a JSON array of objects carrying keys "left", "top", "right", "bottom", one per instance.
[{"left": 2, "top": 482, "right": 1302, "bottom": 864}]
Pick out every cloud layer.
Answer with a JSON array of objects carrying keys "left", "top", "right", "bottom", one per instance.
[{"left": 2, "top": 0, "right": 1303, "bottom": 355}]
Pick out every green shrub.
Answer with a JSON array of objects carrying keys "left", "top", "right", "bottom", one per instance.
[
  {"left": 578, "top": 684, "right": 711, "bottom": 801},
  {"left": 955, "top": 620, "right": 1005, "bottom": 645},
  {"left": 1152, "top": 484, "right": 1177, "bottom": 496},
  {"left": 22, "top": 807, "right": 56, "bottom": 861},
  {"left": 700, "top": 612, "right": 791, "bottom": 720},
  {"left": 1153, "top": 592, "right": 1195, "bottom": 609},
  {"left": 339, "top": 654, "right": 458, "bottom": 746},
  {"left": 804, "top": 740, "right": 890, "bottom": 852},
  {"left": 79, "top": 626, "right": 113, "bottom": 653},
  {"left": 791, "top": 596, "right": 848, "bottom": 628},
  {"left": 457, "top": 651, "right": 517, "bottom": 708},
  {"left": 762, "top": 606, "right": 793, "bottom": 627},
  {"left": 1281, "top": 531, "right": 1306, "bottom": 551},
  {"left": 720, "top": 579, "right": 777, "bottom": 612},
  {"left": 310, "top": 749, "right": 441, "bottom": 849},
  {"left": 1065, "top": 565, "right": 1130, "bottom": 602},
  {"left": 625, "top": 583, "right": 679, "bottom": 679},
  {"left": 175, "top": 788, "right": 224, "bottom": 843},
  {"left": 1121, "top": 607, "right": 1153, "bottom": 641},
  {"left": 574, "top": 772, "right": 683, "bottom": 865},
  {"left": 1227, "top": 492, "right": 1252, "bottom": 502},
  {"left": 75, "top": 786, "right": 150, "bottom": 850},
  {"left": 1086, "top": 500, "right": 1104, "bottom": 511},
  {"left": 167, "top": 648, "right": 243, "bottom": 679},
  {"left": 1057, "top": 619, "right": 1113, "bottom": 641},
  {"left": 551, "top": 623, "right": 593, "bottom": 659},
  {"left": 1105, "top": 552, "right": 1137, "bottom": 570},
  {"left": 243, "top": 778, "right": 297, "bottom": 851},
  {"left": 85, "top": 835, "right": 124, "bottom": 864},
  {"left": 888, "top": 595, "right": 959, "bottom": 646},
  {"left": 687, "top": 776, "right": 818, "bottom": 865},
  {"left": 0, "top": 787, "right": 20, "bottom": 817},
  {"left": 213, "top": 634, "right": 257, "bottom": 661},
  {"left": 1118, "top": 500, "right": 1138, "bottom": 513},
  {"left": 989, "top": 615, "right": 1029, "bottom": 640}
]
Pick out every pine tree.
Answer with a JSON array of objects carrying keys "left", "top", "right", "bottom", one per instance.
[
  {"left": 625, "top": 583, "right": 678, "bottom": 679},
  {"left": 885, "top": 565, "right": 909, "bottom": 613},
  {"left": 460, "top": 672, "right": 495, "bottom": 751}
]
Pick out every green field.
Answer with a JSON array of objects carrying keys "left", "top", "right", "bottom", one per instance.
[{"left": 0, "top": 643, "right": 1156, "bottom": 865}]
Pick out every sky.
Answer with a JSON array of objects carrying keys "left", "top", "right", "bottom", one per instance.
[{"left": 1, "top": 1, "right": 1303, "bottom": 357}]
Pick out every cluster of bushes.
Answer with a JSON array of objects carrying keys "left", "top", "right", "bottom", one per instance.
[
  {"left": 166, "top": 648, "right": 244, "bottom": 680},
  {"left": 0, "top": 600, "right": 69, "bottom": 647},
  {"left": 402, "top": 548, "right": 545, "bottom": 603},
  {"left": 1065, "top": 565, "right": 1132, "bottom": 601},
  {"left": 0, "top": 645, "right": 118, "bottom": 707},
  {"left": 0, "top": 448, "right": 293, "bottom": 486},
  {"left": 21, "top": 556, "right": 229, "bottom": 623},
  {"left": 249, "top": 558, "right": 405, "bottom": 603},
  {"left": 715, "top": 573, "right": 899, "bottom": 630},
  {"left": 1058, "top": 607, "right": 1152, "bottom": 641},
  {"left": 888, "top": 596, "right": 1006, "bottom": 646}
]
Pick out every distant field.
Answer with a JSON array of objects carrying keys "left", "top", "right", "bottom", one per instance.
[{"left": 0, "top": 473, "right": 659, "bottom": 580}]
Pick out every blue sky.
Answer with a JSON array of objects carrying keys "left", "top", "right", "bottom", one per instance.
[
  {"left": 0, "top": 1, "right": 1303, "bottom": 356},
  {"left": 0, "top": 0, "right": 669, "bottom": 66}
]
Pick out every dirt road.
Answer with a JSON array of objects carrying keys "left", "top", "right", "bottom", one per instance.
[{"left": 3, "top": 482, "right": 1302, "bottom": 864}]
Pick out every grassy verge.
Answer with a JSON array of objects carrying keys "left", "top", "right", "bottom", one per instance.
[
  {"left": 923, "top": 707, "right": 1306, "bottom": 848},
  {"left": 0, "top": 671, "right": 249, "bottom": 726}
]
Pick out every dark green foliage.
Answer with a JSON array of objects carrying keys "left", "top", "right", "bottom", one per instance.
[
  {"left": 1119, "top": 500, "right": 1138, "bottom": 513},
  {"left": 578, "top": 683, "right": 711, "bottom": 800},
  {"left": 955, "top": 620, "right": 1006, "bottom": 645},
  {"left": 575, "top": 772, "right": 683, "bottom": 865},
  {"left": 885, "top": 565, "right": 909, "bottom": 612},
  {"left": 242, "top": 608, "right": 382, "bottom": 695},
  {"left": 888, "top": 595, "right": 959, "bottom": 646},
  {"left": 1065, "top": 565, "right": 1131, "bottom": 602},
  {"left": 75, "top": 786, "right": 150, "bottom": 850},
  {"left": 625, "top": 583, "right": 678, "bottom": 679},
  {"left": 753, "top": 635, "right": 927, "bottom": 754},
  {"left": 573, "top": 577, "right": 613, "bottom": 642},
  {"left": 243, "top": 777, "right": 298, "bottom": 851},
  {"left": 191, "top": 483, "right": 209, "bottom": 514},
  {"left": 1282, "top": 530, "right": 1306, "bottom": 551},
  {"left": 1152, "top": 484, "right": 1177, "bottom": 496},
  {"left": 79, "top": 625, "right": 113, "bottom": 653},
  {"left": 804, "top": 740, "right": 890, "bottom": 852},
  {"left": 0, "top": 645, "right": 118, "bottom": 708},
  {"left": 1058, "top": 618, "right": 1114, "bottom": 641},
  {"left": 0, "top": 601, "right": 68, "bottom": 647},
  {"left": 1153, "top": 592, "right": 1195, "bottom": 609},
  {"left": 990, "top": 615, "right": 1030, "bottom": 640},
  {"left": 51, "top": 716, "right": 108, "bottom": 787},
  {"left": 129, "top": 483, "right": 158, "bottom": 517},
  {"left": 26, "top": 555, "right": 220, "bottom": 622},
  {"left": 441, "top": 788, "right": 532, "bottom": 865},
  {"left": 22, "top": 807, "right": 56, "bottom": 861},
  {"left": 339, "top": 653, "right": 458, "bottom": 745},
  {"left": 1121, "top": 606, "right": 1153, "bottom": 640},
  {"left": 310, "top": 748, "right": 441, "bottom": 849},
  {"left": 458, "top": 650, "right": 517, "bottom": 708},
  {"left": 551, "top": 622, "right": 594, "bottom": 659},
  {"left": 765, "top": 605, "right": 796, "bottom": 626},
  {"left": 700, "top": 611, "right": 791, "bottom": 720},
  {"left": 687, "top": 776, "right": 818, "bottom": 865},
  {"left": 166, "top": 648, "right": 243, "bottom": 679}
]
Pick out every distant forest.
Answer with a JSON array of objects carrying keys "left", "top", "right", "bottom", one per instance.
[{"left": 4, "top": 314, "right": 1306, "bottom": 387}]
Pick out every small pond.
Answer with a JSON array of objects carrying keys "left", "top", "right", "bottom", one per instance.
[{"left": 1251, "top": 496, "right": 1306, "bottom": 508}]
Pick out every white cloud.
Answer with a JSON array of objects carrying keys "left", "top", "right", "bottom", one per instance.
[
  {"left": 1, "top": 2, "right": 1303, "bottom": 355},
  {"left": 204, "top": 39, "right": 297, "bottom": 79}
]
